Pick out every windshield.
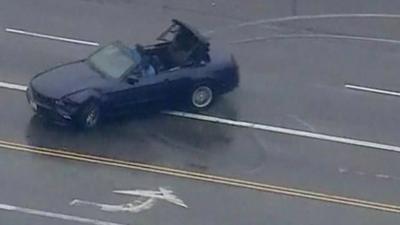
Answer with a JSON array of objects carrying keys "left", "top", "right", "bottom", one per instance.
[{"left": 88, "top": 43, "right": 138, "bottom": 79}]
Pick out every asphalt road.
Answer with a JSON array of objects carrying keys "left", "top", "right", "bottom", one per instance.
[{"left": 1, "top": 0, "right": 400, "bottom": 224}]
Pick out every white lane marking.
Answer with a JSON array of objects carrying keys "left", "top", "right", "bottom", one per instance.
[
  {"left": 338, "top": 168, "right": 349, "bottom": 173},
  {"left": 163, "top": 110, "right": 400, "bottom": 153},
  {"left": 70, "top": 198, "right": 156, "bottom": 213},
  {"left": 338, "top": 167, "right": 400, "bottom": 182},
  {"left": 231, "top": 34, "right": 400, "bottom": 45},
  {"left": 113, "top": 187, "right": 188, "bottom": 208},
  {"left": 0, "top": 81, "right": 27, "bottom": 91},
  {"left": 232, "top": 13, "right": 400, "bottom": 29},
  {"left": 0, "top": 203, "right": 125, "bottom": 225},
  {"left": 345, "top": 84, "right": 400, "bottom": 97},
  {"left": 376, "top": 174, "right": 390, "bottom": 179},
  {"left": 355, "top": 171, "right": 366, "bottom": 176},
  {"left": 374, "top": 173, "right": 400, "bottom": 181},
  {"left": 2, "top": 81, "right": 400, "bottom": 154},
  {"left": 206, "top": 13, "right": 400, "bottom": 35},
  {"left": 5, "top": 28, "right": 99, "bottom": 46}
]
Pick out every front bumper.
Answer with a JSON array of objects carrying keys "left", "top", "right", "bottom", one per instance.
[{"left": 26, "top": 86, "right": 76, "bottom": 121}]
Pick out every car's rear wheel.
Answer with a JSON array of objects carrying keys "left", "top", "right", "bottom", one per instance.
[
  {"left": 77, "top": 102, "right": 101, "bottom": 129},
  {"left": 189, "top": 84, "right": 214, "bottom": 110}
]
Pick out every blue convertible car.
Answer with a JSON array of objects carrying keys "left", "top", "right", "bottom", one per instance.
[{"left": 27, "top": 19, "right": 240, "bottom": 128}]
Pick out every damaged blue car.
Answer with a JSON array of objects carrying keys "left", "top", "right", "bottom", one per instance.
[{"left": 27, "top": 19, "right": 239, "bottom": 128}]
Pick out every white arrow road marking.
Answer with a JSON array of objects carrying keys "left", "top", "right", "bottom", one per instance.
[
  {"left": 0, "top": 203, "right": 125, "bottom": 225},
  {"left": 113, "top": 187, "right": 188, "bottom": 208},
  {"left": 71, "top": 187, "right": 187, "bottom": 213},
  {"left": 70, "top": 198, "right": 156, "bottom": 213}
]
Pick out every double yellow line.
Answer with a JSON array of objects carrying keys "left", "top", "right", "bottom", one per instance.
[{"left": 0, "top": 139, "right": 399, "bottom": 214}]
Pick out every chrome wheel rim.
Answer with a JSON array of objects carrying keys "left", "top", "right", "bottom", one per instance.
[{"left": 192, "top": 86, "right": 213, "bottom": 108}]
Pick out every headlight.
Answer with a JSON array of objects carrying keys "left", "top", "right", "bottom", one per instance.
[{"left": 26, "top": 87, "right": 34, "bottom": 101}]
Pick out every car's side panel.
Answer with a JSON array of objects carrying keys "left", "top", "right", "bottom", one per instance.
[
  {"left": 132, "top": 75, "right": 170, "bottom": 103},
  {"left": 161, "top": 67, "right": 195, "bottom": 99},
  {"left": 104, "top": 74, "right": 169, "bottom": 112}
]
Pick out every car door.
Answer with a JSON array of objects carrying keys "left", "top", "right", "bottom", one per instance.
[
  {"left": 160, "top": 66, "right": 196, "bottom": 100},
  {"left": 132, "top": 73, "right": 169, "bottom": 105},
  {"left": 106, "top": 72, "right": 167, "bottom": 111}
]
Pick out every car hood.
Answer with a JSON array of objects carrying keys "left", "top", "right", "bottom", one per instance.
[{"left": 31, "top": 61, "right": 108, "bottom": 99}]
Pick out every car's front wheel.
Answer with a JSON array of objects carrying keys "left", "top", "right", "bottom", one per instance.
[
  {"left": 189, "top": 84, "right": 214, "bottom": 110},
  {"left": 77, "top": 102, "right": 101, "bottom": 129}
]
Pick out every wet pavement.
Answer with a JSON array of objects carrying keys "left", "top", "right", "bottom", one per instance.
[
  {"left": 2, "top": 147, "right": 400, "bottom": 225},
  {"left": 1, "top": 0, "right": 400, "bottom": 224}
]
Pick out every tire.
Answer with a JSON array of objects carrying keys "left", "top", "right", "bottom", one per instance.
[
  {"left": 189, "top": 83, "right": 214, "bottom": 110},
  {"left": 77, "top": 102, "right": 101, "bottom": 129}
]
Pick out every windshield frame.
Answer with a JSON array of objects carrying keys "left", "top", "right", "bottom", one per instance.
[{"left": 86, "top": 41, "right": 140, "bottom": 80}]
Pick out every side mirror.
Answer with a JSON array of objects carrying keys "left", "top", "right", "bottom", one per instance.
[{"left": 126, "top": 76, "right": 139, "bottom": 85}]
